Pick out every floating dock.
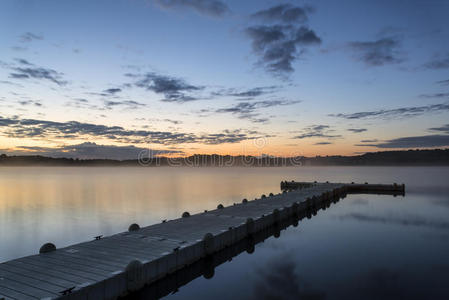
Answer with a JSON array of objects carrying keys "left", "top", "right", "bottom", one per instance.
[{"left": 0, "top": 181, "right": 404, "bottom": 300}]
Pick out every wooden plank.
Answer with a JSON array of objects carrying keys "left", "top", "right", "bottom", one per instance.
[
  {"left": 19, "top": 256, "right": 110, "bottom": 280},
  {"left": 15, "top": 258, "right": 106, "bottom": 282},
  {"left": 0, "top": 277, "right": 56, "bottom": 299},
  {"left": 0, "top": 263, "right": 79, "bottom": 287},
  {"left": 72, "top": 241, "right": 167, "bottom": 262},
  {"left": 0, "top": 286, "right": 36, "bottom": 300},
  {"left": 5, "top": 261, "right": 94, "bottom": 285},
  {"left": 0, "top": 269, "right": 67, "bottom": 294}
]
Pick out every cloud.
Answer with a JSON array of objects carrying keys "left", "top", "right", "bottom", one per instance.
[
  {"left": 0, "top": 80, "right": 23, "bottom": 87},
  {"left": 213, "top": 85, "right": 279, "bottom": 100},
  {"left": 330, "top": 103, "right": 449, "bottom": 119},
  {"left": 214, "top": 99, "right": 300, "bottom": 123},
  {"left": 293, "top": 125, "right": 341, "bottom": 139},
  {"left": 216, "top": 100, "right": 298, "bottom": 114},
  {"left": 4, "top": 142, "right": 182, "bottom": 160},
  {"left": 428, "top": 124, "right": 449, "bottom": 134},
  {"left": 436, "top": 79, "right": 449, "bottom": 86},
  {"left": 65, "top": 98, "right": 99, "bottom": 110},
  {"left": 348, "top": 37, "right": 403, "bottom": 66},
  {"left": 154, "top": 0, "right": 230, "bottom": 17},
  {"left": 9, "top": 73, "right": 30, "bottom": 79},
  {"left": 314, "top": 142, "right": 332, "bottom": 145},
  {"left": 360, "top": 139, "right": 378, "bottom": 143},
  {"left": 103, "top": 100, "right": 145, "bottom": 110},
  {"left": 20, "top": 32, "right": 43, "bottom": 43},
  {"left": 246, "top": 24, "right": 321, "bottom": 76},
  {"left": 423, "top": 53, "right": 449, "bottom": 70},
  {"left": 103, "top": 88, "right": 122, "bottom": 95},
  {"left": 131, "top": 72, "right": 203, "bottom": 103},
  {"left": 356, "top": 135, "right": 449, "bottom": 148},
  {"left": 11, "top": 46, "right": 28, "bottom": 52},
  {"left": 251, "top": 4, "right": 313, "bottom": 24},
  {"left": 14, "top": 58, "right": 33, "bottom": 65},
  {"left": 0, "top": 115, "right": 262, "bottom": 145},
  {"left": 419, "top": 92, "right": 449, "bottom": 99},
  {"left": 17, "top": 100, "right": 43, "bottom": 107},
  {"left": 348, "top": 128, "right": 367, "bottom": 133},
  {"left": 163, "top": 119, "right": 183, "bottom": 125},
  {"left": 199, "top": 129, "right": 258, "bottom": 144},
  {"left": 9, "top": 60, "right": 67, "bottom": 86}
]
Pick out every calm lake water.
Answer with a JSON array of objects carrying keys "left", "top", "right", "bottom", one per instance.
[{"left": 1, "top": 166, "right": 449, "bottom": 299}]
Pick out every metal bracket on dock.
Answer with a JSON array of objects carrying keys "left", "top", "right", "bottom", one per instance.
[{"left": 60, "top": 286, "right": 76, "bottom": 295}]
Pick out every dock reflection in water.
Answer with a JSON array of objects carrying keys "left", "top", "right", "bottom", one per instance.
[{"left": 123, "top": 194, "right": 341, "bottom": 300}]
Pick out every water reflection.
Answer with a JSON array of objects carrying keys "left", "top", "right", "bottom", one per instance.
[
  {"left": 123, "top": 194, "right": 341, "bottom": 299},
  {"left": 1, "top": 167, "right": 449, "bottom": 298}
]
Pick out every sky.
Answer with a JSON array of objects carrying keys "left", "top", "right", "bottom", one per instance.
[{"left": 1, "top": 0, "right": 449, "bottom": 159}]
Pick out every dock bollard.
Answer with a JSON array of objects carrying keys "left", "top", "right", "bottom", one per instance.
[
  {"left": 39, "top": 243, "right": 56, "bottom": 254},
  {"left": 182, "top": 212, "right": 190, "bottom": 218},
  {"left": 261, "top": 194, "right": 266, "bottom": 199},
  {"left": 217, "top": 204, "right": 224, "bottom": 209},
  {"left": 246, "top": 218, "right": 255, "bottom": 235},
  {"left": 203, "top": 233, "right": 215, "bottom": 255},
  {"left": 242, "top": 198, "right": 248, "bottom": 204},
  {"left": 291, "top": 202, "right": 299, "bottom": 216},
  {"left": 269, "top": 193, "right": 274, "bottom": 197},
  {"left": 128, "top": 223, "right": 140, "bottom": 232},
  {"left": 126, "top": 260, "right": 144, "bottom": 291},
  {"left": 273, "top": 209, "right": 280, "bottom": 224}
]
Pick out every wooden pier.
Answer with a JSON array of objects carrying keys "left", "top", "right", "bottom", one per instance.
[{"left": 0, "top": 181, "right": 404, "bottom": 300}]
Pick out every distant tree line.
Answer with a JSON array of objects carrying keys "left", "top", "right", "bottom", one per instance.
[{"left": 0, "top": 149, "right": 448, "bottom": 166}]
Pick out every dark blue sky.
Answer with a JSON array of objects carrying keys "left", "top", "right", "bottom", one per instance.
[{"left": 1, "top": 0, "right": 449, "bottom": 158}]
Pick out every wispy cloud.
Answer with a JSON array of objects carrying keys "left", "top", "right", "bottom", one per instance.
[
  {"left": 293, "top": 125, "right": 341, "bottom": 139},
  {"left": 154, "top": 0, "right": 230, "bottom": 17},
  {"left": 103, "top": 88, "right": 122, "bottom": 95},
  {"left": 423, "top": 53, "right": 449, "bottom": 70},
  {"left": 17, "top": 99, "right": 43, "bottom": 107},
  {"left": 214, "top": 99, "right": 300, "bottom": 123},
  {"left": 250, "top": 4, "right": 313, "bottom": 24},
  {"left": 163, "top": 119, "right": 183, "bottom": 125},
  {"left": 103, "top": 100, "right": 145, "bottom": 110},
  {"left": 7, "top": 58, "right": 68, "bottom": 86},
  {"left": 0, "top": 115, "right": 264, "bottom": 145},
  {"left": 429, "top": 124, "right": 449, "bottom": 134},
  {"left": 330, "top": 103, "right": 449, "bottom": 119},
  {"left": 348, "top": 37, "right": 403, "bottom": 66},
  {"left": 436, "top": 79, "right": 449, "bottom": 86},
  {"left": 419, "top": 92, "right": 449, "bottom": 99},
  {"left": 130, "top": 72, "right": 203, "bottom": 103},
  {"left": 360, "top": 139, "right": 378, "bottom": 143},
  {"left": 213, "top": 85, "right": 279, "bottom": 100},
  {"left": 356, "top": 135, "right": 449, "bottom": 148},
  {"left": 19, "top": 32, "right": 43, "bottom": 43},
  {"left": 348, "top": 128, "right": 367, "bottom": 133},
  {"left": 13, "top": 58, "right": 33, "bottom": 65}
]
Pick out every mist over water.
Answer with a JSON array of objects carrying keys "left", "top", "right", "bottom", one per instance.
[{"left": 1, "top": 166, "right": 449, "bottom": 299}]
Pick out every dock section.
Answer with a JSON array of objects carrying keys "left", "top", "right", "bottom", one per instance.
[{"left": 0, "top": 182, "right": 404, "bottom": 300}]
